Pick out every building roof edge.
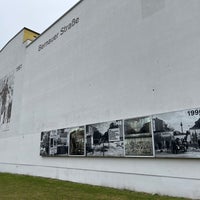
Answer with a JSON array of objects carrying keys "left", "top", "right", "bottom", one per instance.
[
  {"left": 0, "top": 27, "right": 40, "bottom": 53},
  {"left": 26, "top": 0, "right": 83, "bottom": 49}
]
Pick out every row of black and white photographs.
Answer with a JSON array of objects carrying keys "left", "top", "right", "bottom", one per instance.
[{"left": 40, "top": 107, "right": 200, "bottom": 158}]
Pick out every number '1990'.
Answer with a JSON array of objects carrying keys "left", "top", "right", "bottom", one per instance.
[{"left": 188, "top": 109, "right": 200, "bottom": 116}]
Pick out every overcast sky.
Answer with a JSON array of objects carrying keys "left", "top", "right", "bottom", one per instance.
[{"left": 0, "top": 0, "right": 80, "bottom": 50}]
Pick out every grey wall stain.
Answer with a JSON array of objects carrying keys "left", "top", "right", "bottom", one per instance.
[{"left": 141, "top": 0, "right": 165, "bottom": 18}]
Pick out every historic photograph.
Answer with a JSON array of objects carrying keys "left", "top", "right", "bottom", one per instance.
[
  {"left": 40, "top": 131, "right": 50, "bottom": 156},
  {"left": 69, "top": 126, "right": 85, "bottom": 156},
  {"left": 0, "top": 72, "right": 14, "bottom": 129},
  {"left": 86, "top": 120, "right": 124, "bottom": 157},
  {"left": 124, "top": 116, "right": 153, "bottom": 157},
  {"left": 153, "top": 108, "right": 200, "bottom": 158},
  {"left": 40, "top": 128, "right": 68, "bottom": 156}
]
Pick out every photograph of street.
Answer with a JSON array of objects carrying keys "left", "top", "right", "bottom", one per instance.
[
  {"left": 153, "top": 108, "right": 200, "bottom": 158},
  {"left": 124, "top": 116, "right": 153, "bottom": 157},
  {"left": 86, "top": 120, "right": 124, "bottom": 157}
]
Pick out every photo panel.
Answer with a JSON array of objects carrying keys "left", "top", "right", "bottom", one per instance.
[
  {"left": 86, "top": 120, "right": 124, "bottom": 157},
  {"left": 153, "top": 108, "right": 200, "bottom": 158},
  {"left": 68, "top": 126, "right": 85, "bottom": 156},
  {"left": 40, "top": 128, "right": 68, "bottom": 157},
  {"left": 124, "top": 116, "right": 153, "bottom": 157}
]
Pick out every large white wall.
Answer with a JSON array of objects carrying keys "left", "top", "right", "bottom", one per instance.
[
  {"left": 1, "top": 0, "right": 200, "bottom": 199},
  {"left": 0, "top": 30, "right": 26, "bottom": 137}
]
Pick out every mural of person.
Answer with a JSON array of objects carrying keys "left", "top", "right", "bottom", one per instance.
[
  {"left": 0, "top": 76, "right": 14, "bottom": 126},
  {"left": 0, "top": 79, "right": 9, "bottom": 124}
]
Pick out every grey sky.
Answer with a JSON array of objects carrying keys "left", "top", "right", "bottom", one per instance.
[{"left": 0, "top": 0, "right": 80, "bottom": 50}]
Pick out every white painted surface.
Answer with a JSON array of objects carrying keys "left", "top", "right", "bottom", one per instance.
[{"left": 1, "top": 0, "right": 200, "bottom": 199}]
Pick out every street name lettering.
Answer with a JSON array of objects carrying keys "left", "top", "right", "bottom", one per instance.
[
  {"left": 38, "top": 33, "right": 59, "bottom": 51},
  {"left": 38, "top": 17, "right": 79, "bottom": 51},
  {"left": 60, "top": 17, "right": 79, "bottom": 35}
]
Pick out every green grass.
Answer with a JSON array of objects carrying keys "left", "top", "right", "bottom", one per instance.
[{"left": 0, "top": 173, "right": 189, "bottom": 200}]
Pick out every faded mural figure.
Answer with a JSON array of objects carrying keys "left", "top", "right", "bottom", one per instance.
[{"left": 0, "top": 74, "right": 14, "bottom": 127}]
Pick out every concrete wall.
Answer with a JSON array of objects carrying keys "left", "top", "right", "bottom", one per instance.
[{"left": 1, "top": 0, "right": 200, "bottom": 199}]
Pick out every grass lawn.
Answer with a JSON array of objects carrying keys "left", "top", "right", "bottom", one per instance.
[{"left": 0, "top": 173, "right": 189, "bottom": 200}]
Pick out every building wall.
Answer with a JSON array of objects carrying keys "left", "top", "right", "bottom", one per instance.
[
  {"left": 1, "top": 0, "right": 200, "bottom": 199},
  {"left": 0, "top": 30, "right": 26, "bottom": 137}
]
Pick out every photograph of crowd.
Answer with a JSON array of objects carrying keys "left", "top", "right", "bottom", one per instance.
[
  {"left": 0, "top": 73, "right": 14, "bottom": 129},
  {"left": 153, "top": 108, "right": 200, "bottom": 158},
  {"left": 86, "top": 120, "right": 124, "bottom": 157},
  {"left": 124, "top": 116, "right": 153, "bottom": 157}
]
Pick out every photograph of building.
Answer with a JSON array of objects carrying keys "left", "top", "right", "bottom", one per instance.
[
  {"left": 40, "top": 128, "right": 68, "bottom": 156},
  {"left": 86, "top": 120, "right": 124, "bottom": 157},
  {"left": 69, "top": 126, "right": 85, "bottom": 156},
  {"left": 153, "top": 108, "right": 200, "bottom": 158}
]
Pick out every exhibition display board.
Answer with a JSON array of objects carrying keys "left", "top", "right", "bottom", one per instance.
[{"left": 40, "top": 107, "right": 200, "bottom": 159}]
